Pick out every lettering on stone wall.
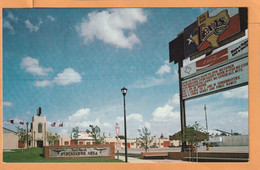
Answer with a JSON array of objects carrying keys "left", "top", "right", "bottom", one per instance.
[{"left": 49, "top": 147, "right": 110, "bottom": 158}]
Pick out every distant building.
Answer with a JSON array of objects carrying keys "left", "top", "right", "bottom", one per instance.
[
  {"left": 3, "top": 111, "right": 181, "bottom": 149},
  {"left": 3, "top": 127, "right": 19, "bottom": 150},
  {"left": 205, "top": 135, "right": 249, "bottom": 146}
]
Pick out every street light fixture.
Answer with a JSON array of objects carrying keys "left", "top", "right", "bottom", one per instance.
[{"left": 121, "top": 87, "right": 128, "bottom": 162}]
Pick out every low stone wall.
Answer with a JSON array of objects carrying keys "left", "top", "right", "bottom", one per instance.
[
  {"left": 141, "top": 152, "right": 168, "bottom": 159},
  {"left": 43, "top": 144, "right": 115, "bottom": 159},
  {"left": 168, "top": 152, "right": 189, "bottom": 160},
  {"left": 168, "top": 152, "right": 249, "bottom": 160}
]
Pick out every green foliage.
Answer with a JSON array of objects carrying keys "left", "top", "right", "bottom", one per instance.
[
  {"left": 86, "top": 125, "right": 105, "bottom": 144},
  {"left": 46, "top": 132, "right": 59, "bottom": 146},
  {"left": 232, "top": 132, "right": 241, "bottom": 136},
  {"left": 72, "top": 127, "right": 80, "bottom": 144},
  {"left": 16, "top": 126, "right": 32, "bottom": 144},
  {"left": 137, "top": 127, "right": 155, "bottom": 152},
  {"left": 220, "top": 132, "right": 228, "bottom": 136},
  {"left": 116, "top": 135, "right": 125, "bottom": 139},
  {"left": 179, "top": 121, "right": 207, "bottom": 146}
]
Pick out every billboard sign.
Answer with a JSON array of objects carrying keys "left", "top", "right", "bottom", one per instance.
[
  {"left": 184, "top": 8, "right": 243, "bottom": 59},
  {"left": 181, "top": 38, "right": 248, "bottom": 78},
  {"left": 182, "top": 57, "right": 248, "bottom": 100},
  {"left": 169, "top": 8, "right": 247, "bottom": 64}
]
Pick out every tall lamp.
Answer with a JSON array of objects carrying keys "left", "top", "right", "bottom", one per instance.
[{"left": 121, "top": 87, "right": 128, "bottom": 162}]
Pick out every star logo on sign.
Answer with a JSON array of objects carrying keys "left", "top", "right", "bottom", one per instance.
[
  {"left": 187, "top": 34, "right": 194, "bottom": 45},
  {"left": 184, "top": 66, "right": 192, "bottom": 74}
]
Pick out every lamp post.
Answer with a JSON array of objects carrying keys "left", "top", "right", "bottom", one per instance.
[
  {"left": 26, "top": 122, "right": 29, "bottom": 149},
  {"left": 121, "top": 87, "right": 128, "bottom": 163}
]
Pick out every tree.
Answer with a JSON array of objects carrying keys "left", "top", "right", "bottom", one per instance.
[
  {"left": 220, "top": 132, "right": 228, "bottom": 136},
  {"left": 137, "top": 127, "right": 155, "bottom": 152},
  {"left": 232, "top": 132, "right": 241, "bottom": 136},
  {"left": 86, "top": 125, "right": 105, "bottom": 144},
  {"left": 16, "top": 126, "right": 32, "bottom": 147},
  {"left": 116, "top": 135, "right": 125, "bottom": 139},
  {"left": 47, "top": 132, "right": 59, "bottom": 146},
  {"left": 179, "top": 122, "right": 207, "bottom": 147},
  {"left": 72, "top": 127, "right": 80, "bottom": 144}
]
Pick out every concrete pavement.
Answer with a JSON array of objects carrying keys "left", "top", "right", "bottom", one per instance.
[{"left": 117, "top": 155, "right": 187, "bottom": 163}]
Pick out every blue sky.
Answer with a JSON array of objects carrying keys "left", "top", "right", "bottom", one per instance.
[{"left": 2, "top": 8, "right": 248, "bottom": 138}]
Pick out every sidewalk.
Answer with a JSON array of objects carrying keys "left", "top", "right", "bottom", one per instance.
[{"left": 117, "top": 156, "right": 187, "bottom": 163}]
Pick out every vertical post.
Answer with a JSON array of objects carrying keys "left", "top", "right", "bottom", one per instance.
[
  {"left": 204, "top": 105, "right": 208, "bottom": 139},
  {"left": 117, "top": 150, "right": 119, "bottom": 162},
  {"left": 123, "top": 94, "right": 128, "bottom": 162},
  {"left": 26, "top": 122, "right": 29, "bottom": 149},
  {"left": 178, "top": 61, "right": 187, "bottom": 152},
  {"left": 34, "top": 131, "right": 35, "bottom": 147}
]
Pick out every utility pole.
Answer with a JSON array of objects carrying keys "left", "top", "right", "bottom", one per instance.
[
  {"left": 178, "top": 61, "right": 187, "bottom": 152},
  {"left": 204, "top": 105, "right": 208, "bottom": 139}
]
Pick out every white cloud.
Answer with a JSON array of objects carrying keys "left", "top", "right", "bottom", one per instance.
[
  {"left": 129, "top": 77, "right": 165, "bottom": 89},
  {"left": 221, "top": 86, "right": 248, "bottom": 99},
  {"left": 25, "top": 19, "right": 42, "bottom": 32},
  {"left": 68, "top": 108, "right": 90, "bottom": 122},
  {"left": 168, "top": 93, "right": 180, "bottom": 106},
  {"left": 7, "top": 12, "right": 18, "bottom": 22},
  {"left": 156, "top": 60, "right": 171, "bottom": 76},
  {"left": 21, "top": 57, "right": 52, "bottom": 76},
  {"left": 34, "top": 80, "right": 52, "bottom": 87},
  {"left": 3, "top": 19, "right": 15, "bottom": 34},
  {"left": 3, "top": 101, "right": 13, "bottom": 107},
  {"left": 116, "top": 113, "right": 143, "bottom": 123},
  {"left": 20, "top": 57, "right": 81, "bottom": 87},
  {"left": 103, "top": 122, "right": 112, "bottom": 128},
  {"left": 152, "top": 104, "right": 179, "bottom": 122},
  {"left": 47, "top": 15, "right": 55, "bottom": 21},
  {"left": 144, "top": 122, "right": 151, "bottom": 129},
  {"left": 53, "top": 68, "right": 82, "bottom": 85},
  {"left": 76, "top": 8, "right": 147, "bottom": 49},
  {"left": 237, "top": 111, "right": 248, "bottom": 119}
]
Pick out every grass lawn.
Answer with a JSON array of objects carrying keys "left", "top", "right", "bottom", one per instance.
[{"left": 3, "top": 148, "right": 123, "bottom": 163}]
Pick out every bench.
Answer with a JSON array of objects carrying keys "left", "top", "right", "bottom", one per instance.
[{"left": 141, "top": 152, "right": 168, "bottom": 159}]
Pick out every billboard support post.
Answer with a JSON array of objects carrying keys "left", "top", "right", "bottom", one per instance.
[{"left": 178, "top": 61, "right": 187, "bottom": 152}]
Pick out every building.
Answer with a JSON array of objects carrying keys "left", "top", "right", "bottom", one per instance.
[
  {"left": 3, "top": 127, "right": 19, "bottom": 150},
  {"left": 206, "top": 135, "right": 249, "bottom": 146},
  {"left": 3, "top": 110, "right": 180, "bottom": 149},
  {"left": 30, "top": 115, "right": 48, "bottom": 147}
]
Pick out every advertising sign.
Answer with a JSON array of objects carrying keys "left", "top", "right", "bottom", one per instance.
[
  {"left": 182, "top": 57, "right": 248, "bottom": 100},
  {"left": 115, "top": 125, "right": 120, "bottom": 139},
  {"left": 181, "top": 39, "right": 248, "bottom": 78},
  {"left": 169, "top": 8, "right": 247, "bottom": 64},
  {"left": 184, "top": 8, "right": 242, "bottom": 58}
]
